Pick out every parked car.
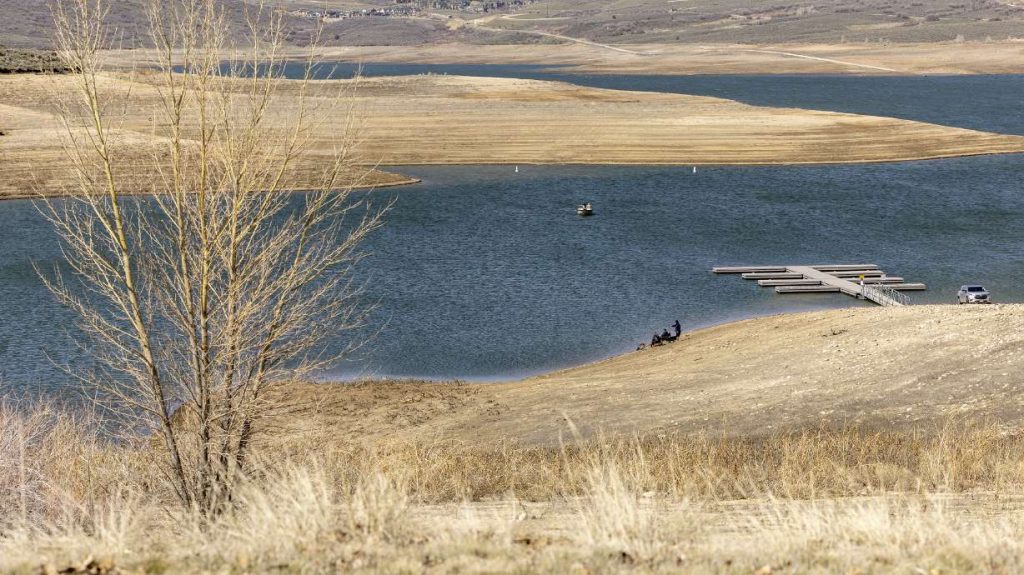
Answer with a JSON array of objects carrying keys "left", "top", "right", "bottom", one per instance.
[{"left": 957, "top": 285, "right": 992, "bottom": 304}]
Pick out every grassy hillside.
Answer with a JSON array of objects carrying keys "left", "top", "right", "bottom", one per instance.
[
  {"left": 482, "top": 0, "right": 1024, "bottom": 44},
  {"left": 6, "top": 340, "right": 1024, "bottom": 572},
  {"left": 6, "top": 1, "right": 1024, "bottom": 48},
  {"left": 258, "top": 0, "right": 1024, "bottom": 44},
  {"left": 0, "top": 0, "right": 498, "bottom": 48}
]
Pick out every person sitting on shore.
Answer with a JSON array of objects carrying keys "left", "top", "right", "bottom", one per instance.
[
  {"left": 673, "top": 320, "right": 681, "bottom": 338},
  {"left": 661, "top": 328, "right": 672, "bottom": 342},
  {"left": 651, "top": 333, "right": 662, "bottom": 346}
]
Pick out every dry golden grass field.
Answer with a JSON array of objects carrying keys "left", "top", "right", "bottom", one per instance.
[
  {"left": 3, "top": 71, "right": 1024, "bottom": 199},
  {"left": 7, "top": 305, "right": 1024, "bottom": 573}
]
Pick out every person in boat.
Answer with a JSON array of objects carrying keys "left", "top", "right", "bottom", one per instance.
[{"left": 673, "top": 320, "right": 681, "bottom": 338}]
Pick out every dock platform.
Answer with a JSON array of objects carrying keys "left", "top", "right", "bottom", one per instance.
[{"left": 713, "top": 264, "right": 924, "bottom": 306}]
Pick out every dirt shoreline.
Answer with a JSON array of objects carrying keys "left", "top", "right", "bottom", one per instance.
[
  {"left": 107, "top": 41, "right": 1024, "bottom": 76},
  {"left": 281, "top": 41, "right": 1024, "bottom": 76},
  {"left": 283, "top": 304, "right": 1024, "bottom": 447}
]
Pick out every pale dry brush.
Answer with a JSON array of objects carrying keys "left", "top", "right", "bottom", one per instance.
[
  {"left": 6, "top": 414, "right": 1024, "bottom": 572},
  {"left": 0, "top": 399, "right": 155, "bottom": 530},
  {"left": 288, "top": 422, "right": 1024, "bottom": 504}
]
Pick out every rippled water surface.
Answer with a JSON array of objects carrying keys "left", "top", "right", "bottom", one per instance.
[{"left": 3, "top": 69, "right": 1024, "bottom": 388}]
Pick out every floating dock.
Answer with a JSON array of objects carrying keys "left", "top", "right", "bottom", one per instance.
[{"left": 713, "top": 264, "right": 925, "bottom": 306}]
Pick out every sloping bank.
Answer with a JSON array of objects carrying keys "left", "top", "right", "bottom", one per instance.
[{"left": 280, "top": 304, "right": 1024, "bottom": 446}]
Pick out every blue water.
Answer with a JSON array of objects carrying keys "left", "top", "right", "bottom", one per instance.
[
  {"left": 3, "top": 69, "right": 1024, "bottom": 389},
  {"left": 342, "top": 158, "right": 1024, "bottom": 380}
]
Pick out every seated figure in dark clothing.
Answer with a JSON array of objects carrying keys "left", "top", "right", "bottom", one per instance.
[{"left": 651, "top": 333, "right": 662, "bottom": 346}]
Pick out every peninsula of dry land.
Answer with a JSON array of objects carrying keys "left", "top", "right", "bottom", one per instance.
[{"left": 3, "top": 72, "right": 1024, "bottom": 198}]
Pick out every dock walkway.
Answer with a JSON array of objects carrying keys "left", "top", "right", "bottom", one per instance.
[{"left": 713, "top": 264, "right": 924, "bottom": 306}]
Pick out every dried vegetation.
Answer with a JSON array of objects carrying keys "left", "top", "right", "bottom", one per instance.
[{"left": 5, "top": 399, "right": 1024, "bottom": 573}]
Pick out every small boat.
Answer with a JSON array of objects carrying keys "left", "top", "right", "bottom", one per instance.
[{"left": 577, "top": 202, "right": 594, "bottom": 217}]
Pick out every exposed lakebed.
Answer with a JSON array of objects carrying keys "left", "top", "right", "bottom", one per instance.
[{"left": 2, "top": 68, "right": 1023, "bottom": 387}]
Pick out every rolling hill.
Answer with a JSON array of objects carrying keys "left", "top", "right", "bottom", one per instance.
[
  {"left": 6, "top": 1, "right": 1024, "bottom": 49},
  {"left": 0, "top": 0, "right": 497, "bottom": 49},
  {"left": 479, "top": 0, "right": 1024, "bottom": 44}
]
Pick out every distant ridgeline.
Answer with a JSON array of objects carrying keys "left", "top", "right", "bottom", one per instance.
[{"left": 0, "top": 46, "right": 68, "bottom": 74}]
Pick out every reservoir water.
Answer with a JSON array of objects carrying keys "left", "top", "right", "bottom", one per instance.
[{"left": 3, "top": 69, "right": 1023, "bottom": 389}]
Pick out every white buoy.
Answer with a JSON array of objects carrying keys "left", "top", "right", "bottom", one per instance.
[
  {"left": 515, "top": 165, "right": 519, "bottom": 173},
  {"left": 692, "top": 166, "right": 697, "bottom": 174}
]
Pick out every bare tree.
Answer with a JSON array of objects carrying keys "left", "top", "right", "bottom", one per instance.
[{"left": 42, "top": 0, "right": 385, "bottom": 516}]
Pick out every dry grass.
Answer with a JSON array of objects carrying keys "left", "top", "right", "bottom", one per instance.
[
  {"left": 6, "top": 397, "right": 1024, "bottom": 573},
  {"left": 304, "top": 425, "right": 1024, "bottom": 503}
]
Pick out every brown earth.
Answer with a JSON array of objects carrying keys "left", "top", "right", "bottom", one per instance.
[{"left": 288, "top": 304, "right": 1024, "bottom": 446}]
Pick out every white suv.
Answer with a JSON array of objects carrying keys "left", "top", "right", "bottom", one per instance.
[{"left": 957, "top": 285, "right": 992, "bottom": 304}]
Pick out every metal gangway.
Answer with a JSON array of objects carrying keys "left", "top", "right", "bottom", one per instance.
[{"left": 861, "top": 282, "right": 911, "bottom": 307}]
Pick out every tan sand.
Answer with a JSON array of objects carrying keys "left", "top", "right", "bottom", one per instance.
[{"left": 295, "top": 304, "right": 1024, "bottom": 446}]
